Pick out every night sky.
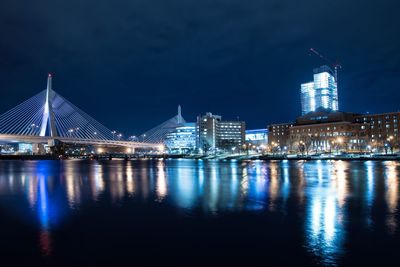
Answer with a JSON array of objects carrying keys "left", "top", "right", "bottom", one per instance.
[{"left": 1, "top": 0, "right": 399, "bottom": 135}]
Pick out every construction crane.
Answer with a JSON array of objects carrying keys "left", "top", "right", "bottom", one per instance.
[{"left": 309, "top": 48, "right": 342, "bottom": 85}]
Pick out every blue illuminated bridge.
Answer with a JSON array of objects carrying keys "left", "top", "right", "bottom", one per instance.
[{"left": 0, "top": 74, "right": 159, "bottom": 150}]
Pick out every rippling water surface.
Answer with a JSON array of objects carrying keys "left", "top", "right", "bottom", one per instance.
[{"left": 0, "top": 159, "right": 399, "bottom": 266}]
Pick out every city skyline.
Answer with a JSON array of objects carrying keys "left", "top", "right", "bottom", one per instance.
[
  {"left": 1, "top": 1, "right": 399, "bottom": 134},
  {"left": 1, "top": 2, "right": 400, "bottom": 266}
]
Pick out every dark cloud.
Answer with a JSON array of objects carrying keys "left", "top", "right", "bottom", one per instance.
[{"left": 0, "top": 0, "right": 399, "bottom": 135}]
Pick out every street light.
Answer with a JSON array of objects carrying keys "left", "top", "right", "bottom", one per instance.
[
  {"left": 158, "top": 144, "right": 165, "bottom": 153},
  {"left": 330, "top": 140, "right": 335, "bottom": 154},
  {"left": 385, "top": 143, "right": 389, "bottom": 155},
  {"left": 298, "top": 140, "right": 305, "bottom": 155},
  {"left": 384, "top": 136, "right": 394, "bottom": 154},
  {"left": 336, "top": 137, "right": 344, "bottom": 153}
]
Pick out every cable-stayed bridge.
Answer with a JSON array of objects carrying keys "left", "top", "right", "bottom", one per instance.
[
  {"left": 0, "top": 75, "right": 159, "bottom": 151},
  {"left": 140, "top": 105, "right": 186, "bottom": 144}
]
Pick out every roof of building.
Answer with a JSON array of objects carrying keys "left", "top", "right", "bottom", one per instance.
[{"left": 295, "top": 108, "right": 360, "bottom": 125}]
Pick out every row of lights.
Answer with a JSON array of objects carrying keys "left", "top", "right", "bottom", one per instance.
[
  {"left": 96, "top": 144, "right": 164, "bottom": 154},
  {"left": 271, "top": 135, "right": 397, "bottom": 152}
]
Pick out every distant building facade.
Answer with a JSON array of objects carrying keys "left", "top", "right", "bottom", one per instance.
[
  {"left": 196, "top": 112, "right": 245, "bottom": 153},
  {"left": 217, "top": 121, "right": 246, "bottom": 150},
  {"left": 245, "top": 129, "right": 268, "bottom": 146},
  {"left": 301, "top": 65, "right": 338, "bottom": 115},
  {"left": 267, "top": 123, "right": 293, "bottom": 152},
  {"left": 196, "top": 113, "right": 221, "bottom": 152},
  {"left": 164, "top": 123, "right": 196, "bottom": 154},
  {"left": 268, "top": 110, "right": 400, "bottom": 153},
  {"left": 354, "top": 112, "right": 399, "bottom": 151}
]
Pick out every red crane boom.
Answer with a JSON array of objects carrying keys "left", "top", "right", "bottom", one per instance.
[{"left": 309, "top": 48, "right": 342, "bottom": 83}]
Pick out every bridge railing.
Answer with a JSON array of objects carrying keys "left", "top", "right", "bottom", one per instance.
[{"left": 0, "top": 134, "right": 160, "bottom": 148}]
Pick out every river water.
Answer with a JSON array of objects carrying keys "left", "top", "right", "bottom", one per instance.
[{"left": 0, "top": 159, "right": 399, "bottom": 266}]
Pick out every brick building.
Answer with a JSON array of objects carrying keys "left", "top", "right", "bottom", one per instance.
[{"left": 268, "top": 110, "right": 400, "bottom": 154}]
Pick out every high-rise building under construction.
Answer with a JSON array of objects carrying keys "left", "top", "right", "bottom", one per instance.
[{"left": 301, "top": 65, "right": 338, "bottom": 115}]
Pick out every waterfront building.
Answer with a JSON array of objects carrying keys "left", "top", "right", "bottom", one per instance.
[
  {"left": 301, "top": 65, "right": 338, "bottom": 115},
  {"left": 196, "top": 112, "right": 245, "bottom": 153},
  {"left": 196, "top": 113, "right": 221, "bottom": 152},
  {"left": 245, "top": 129, "right": 268, "bottom": 146},
  {"left": 216, "top": 120, "right": 246, "bottom": 151},
  {"left": 354, "top": 112, "right": 399, "bottom": 151},
  {"left": 0, "top": 144, "right": 16, "bottom": 154},
  {"left": 164, "top": 123, "right": 196, "bottom": 154},
  {"left": 18, "top": 143, "right": 33, "bottom": 154},
  {"left": 288, "top": 111, "right": 362, "bottom": 153},
  {"left": 267, "top": 123, "right": 293, "bottom": 153},
  {"left": 268, "top": 110, "right": 400, "bottom": 154}
]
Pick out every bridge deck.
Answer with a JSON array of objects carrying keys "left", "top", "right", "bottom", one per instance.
[{"left": 0, "top": 134, "right": 159, "bottom": 148}]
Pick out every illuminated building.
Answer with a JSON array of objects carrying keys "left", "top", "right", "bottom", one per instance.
[
  {"left": 196, "top": 112, "right": 245, "bottom": 153},
  {"left": 18, "top": 143, "right": 33, "bottom": 154},
  {"left": 301, "top": 82, "right": 315, "bottom": 115},
  {"left": 164, "top": 123, "right": 196, "bottom": 154},
  {"left": 301, "top": 65, "right": 338, "bottom": 115},
  {"left": 245, "top": 129, "right": 268, "bottom": 146},
  {"left": 217, "top": 121, "right": 246, "bottom": 150},
  {"left": 354, "top": 112, "right": 400, "bottom": 152},
  {"left": 196, "top": 113, "right": 221, "bottom": 152},
  {"left": 267, "top": 123, "right": 293, "bottom": 152},
  {"left": 268, "top": 110, "right": 400, "bottom": 153}
]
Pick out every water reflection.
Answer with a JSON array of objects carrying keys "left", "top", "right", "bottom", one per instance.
[
  {"left": 175, "top": 161, "right": 197, "bottom": 209},
  {"left": 65, "top": 161, "right": 82, "bottom": 208},
  {"left": 384, "top": 161, "right": 399, "bottom": 234},
  {"left": 0, "top": 159, "right": 399, "bottom": 264},
  {"left": 38, "top": 176, "right": 52, "bottom": 256},
  {"left": 93, "top": 163, "right": 105, "bottom": 197},
  {"left": 304, "top": 161, "right": 347, "bottom": 265},
  {"left": 156, "top": 160, "right": 167, "bottom": 201},
  {"left": 366, "top": 161, "right": 375, "bottom": 207}
]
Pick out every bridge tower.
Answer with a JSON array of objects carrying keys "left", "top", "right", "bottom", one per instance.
[
  {"left": 39, "top": 74, "right": 58, "bottom": 137},
  {"left": 177, "top": 105, "right": 182, "bottom": 124}
]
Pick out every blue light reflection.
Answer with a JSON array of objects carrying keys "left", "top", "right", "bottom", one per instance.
[{"left": 0, "top": 159, "right": 399, "bottom": 265}]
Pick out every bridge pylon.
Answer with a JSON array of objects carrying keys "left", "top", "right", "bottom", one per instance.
[{"left": 39, "top": 74, "right": 58, "bottom": 137}]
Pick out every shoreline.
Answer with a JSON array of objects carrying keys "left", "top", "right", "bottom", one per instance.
[{"left": 0, "top": 154, "right": 399, "bottom": 161}]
